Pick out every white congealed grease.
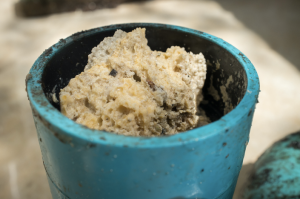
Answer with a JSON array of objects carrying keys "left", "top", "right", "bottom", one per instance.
[{"left": 60, "top": 28, "right": 207, "bottom": 136}]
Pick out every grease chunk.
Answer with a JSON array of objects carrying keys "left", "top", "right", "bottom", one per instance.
[{"left": 60, "top": 28, "right": 207, "bottom": 136}]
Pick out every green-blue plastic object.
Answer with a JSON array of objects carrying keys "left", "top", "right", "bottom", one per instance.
[
  {"left": 244, "top": 131, "right": 300, "bottom": 199},
  {"left": 26, "top": 23, "right": 259, "bottom": 199}
]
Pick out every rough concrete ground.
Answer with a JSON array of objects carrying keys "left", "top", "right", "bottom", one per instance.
[{"left": 0, "top": 0, "right": 300, "bottom": 198}]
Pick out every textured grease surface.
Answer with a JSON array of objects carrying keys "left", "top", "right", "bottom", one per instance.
[{"left": 60, "top": 28, "right": 207, "bottom": 136}]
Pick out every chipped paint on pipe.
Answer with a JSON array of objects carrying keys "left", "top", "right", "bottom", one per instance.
[{"left": 244, "top": 131, "right": 300, "bottom": 199}]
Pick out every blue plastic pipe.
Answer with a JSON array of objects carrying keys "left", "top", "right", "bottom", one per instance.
[{"left": 26, "top": 23, "right": 259, "bottom": 199}]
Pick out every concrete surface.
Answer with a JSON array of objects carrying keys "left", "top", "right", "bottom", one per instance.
[{"left": 0, "top": 0, "right": 300, "bottom": 198}]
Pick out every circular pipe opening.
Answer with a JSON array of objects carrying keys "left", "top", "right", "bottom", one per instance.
[{"left": 27, "top": 23, "right": 259, "bottom": 148}]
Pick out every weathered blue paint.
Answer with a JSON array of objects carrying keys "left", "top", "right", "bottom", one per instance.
[
  {"left": 244, "top": 131, "right": 300, "bottom": 199},
  {"left": 26, "top": 23, "right": 260, "bottom": 199}
]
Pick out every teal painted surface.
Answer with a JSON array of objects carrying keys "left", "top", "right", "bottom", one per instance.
[
  {"left": 26, "top": 23, "right": 260, "bottom": 199},
  {"left": 244, "top": 131, "right": 300, "bottom": 199}
]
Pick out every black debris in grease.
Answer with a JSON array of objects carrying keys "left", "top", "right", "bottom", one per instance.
[
  {"left": 147, "top": 80, "right": 156, "bottom": 91},
  {"left": 109, "top": 69, "right": 118, "bottom": 77}
]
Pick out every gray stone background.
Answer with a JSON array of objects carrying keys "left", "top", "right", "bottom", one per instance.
[{"left": 0, "top": 0, "right": 300, "bottom": 198}]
